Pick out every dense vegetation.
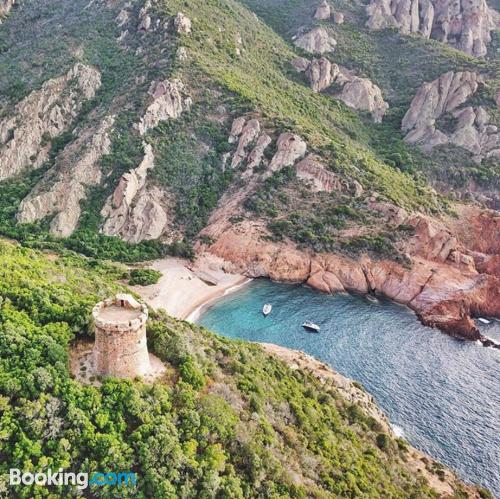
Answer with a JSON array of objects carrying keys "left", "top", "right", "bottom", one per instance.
[{"left": 0, "top": 239, "right": 476, "bottom": 497}]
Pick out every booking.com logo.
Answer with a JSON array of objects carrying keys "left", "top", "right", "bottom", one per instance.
[{"left": 9, "top": 468, "right": 137, "bottom": 490}]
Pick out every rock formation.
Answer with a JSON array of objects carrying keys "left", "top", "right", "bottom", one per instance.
[
  {"left": 137, "top": 79, "right": 192, "bottom": 135},
  {"left": 231, "top": 118, "right": 261, "bottom": 168},
  {"left": 402, "top": 71, "right": 499, "bottom": 161},
  {"left": 366, "top": 0, "right": 500, "bottom": 57},
  {"left": 293, "top": 27, "right": 337, "bottom": 54},
  {"left": 333, "top": 12, "right": 345, "bottom": 24},
  {"left": 0, "top": 64, "right": 101, "bottom": 181},
  {"left": 306, "top": 57, "right": 338, "bottom": 92},
  {"left": 268, "top": 133, "right": 307, "bottom": 172},
  {"left": 0, "top": 0, "right": 14, "bottom": 21},
  {"left": 314, "top": 1, "right": 331, "bottom": 20},
  {"left": 291, "top": 57, "right": 311, "bottom": 73},
  {"left": 101, "top": 143, "right": 171, "bottom": 243},
  {"left": 300, "top": 58, "right": 389, "bottom": 122},
  {"left": 200, "top": 217, "right": 498, "bottom": 345},
  {"left": 17, "top": 116, "right": 115, "bottom": 238},
  {"left": 227, "top": 117, "right": 310, "bottom": 180},
  {"left": 174, "top": 12, "right": 192, "bottom": 34},
  {"left": 339, "top": 76, "right": 389, "bottom": 123},
  {"left": 296, "top": 156, "right": 343, "bottom": 192}
]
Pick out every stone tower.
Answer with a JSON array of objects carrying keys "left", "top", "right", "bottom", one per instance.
[{"left": 92, "top": 293, "right": 151, "bottom": 378}]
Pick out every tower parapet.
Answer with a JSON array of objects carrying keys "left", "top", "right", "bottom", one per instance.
[{"left": 92, "top": 293, "right": 151, "bottom": 378}]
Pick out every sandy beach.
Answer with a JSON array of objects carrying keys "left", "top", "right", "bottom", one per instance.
[{"left": 132, "top": 257, "right": 250, "bottom": 321}]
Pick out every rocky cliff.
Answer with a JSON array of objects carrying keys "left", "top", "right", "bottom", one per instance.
[
  {"left": 402, "top": 71, "right": 500, "bottom": 162},
  {"left": 366, "top": 0, "right": 500, "bottom": 57},
  {"left": 17, "top": 116, "right": 115, "bottom": 237},
  {"left": 101, "top": 143, "right": 173, "bottom": 243},
  {"left": 0, "top": 63, "right": 101, "bottom": 181}
]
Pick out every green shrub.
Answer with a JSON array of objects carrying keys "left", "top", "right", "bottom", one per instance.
[{"left": 129, "top": 268, "right": 162, "bottom": 286}]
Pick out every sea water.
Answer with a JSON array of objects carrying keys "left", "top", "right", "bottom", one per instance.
[{"left": 197, "top": 279, "right": 500, "bottom": 496}]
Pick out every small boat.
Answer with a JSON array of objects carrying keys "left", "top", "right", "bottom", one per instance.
[
  {"left": 478, "top": 318, "right": 490, "bottom": 325},
  {"left": 366, "top": 294, "right": 379, "bottom": 303},
  {"left": 262, "top": 304, "right": 272, "bottom": 316},
  {"left": 302, "top": 321, "right": 320, "bottom": 332}
]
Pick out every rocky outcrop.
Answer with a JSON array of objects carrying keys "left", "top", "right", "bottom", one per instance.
[
  {"left": 226, "top": 117, "right": 307, "bottom": 178},
  {"left": 366, "top": 0, "right": 435, "bottom": 37},
  {"left": 306, "top": 57, "right": 339, "bottom": 92},
  {"left": 138, "top": 1, "right": 152, "bottom": 32},
  {"left": 402, "top": 71, "right": 499, "bottom": 161},
  {"left": 0, "top": 64, "right": 101, "bottom": 181},
  {"left": 339, "top": 76, "right": 389, "bottom": 123},
  {"left": 17, "top": 116, "right": 115, "bottom": 237},
  {"left": 174, "top": 12, "right": 192, "bottom": 34},
  {"left": 101, "top": 144, "right": 172, "bottom": 243},
  {"left": 333, "top": 12, "right": 345, "bottom": 24},
  {"left": 293, "top": 27, "right": 337, "bottom": 54},
  {"left": 366, "top": 0, "right": 500, "bottom": 57},
  {"left": 137, "top": 79, "right": 191, "bottom": 135},
  {"left": 268, "top": 133, "right": 307, "bottom": 172},
  {"left": 314, "top": 1, "right": 331, "bottom": 20},
  {"left": 300, "top": 59, "right": 389, "bottom": 122},
  {"left": 231, "top": 118, "right": 261, "bottom": 168},
  {"left": 291, "top": 57, "right": 311, "bottom": 73},
  {"left": 296, "top": 156, "right": 343, "bottom": 192},
  {"left": 0, "top": 0, "right": 14, "bottom": 21}
]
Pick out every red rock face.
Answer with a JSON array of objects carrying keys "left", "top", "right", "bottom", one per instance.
[{"left": 200, "top": 209, "right": 499, "bottom": 345}]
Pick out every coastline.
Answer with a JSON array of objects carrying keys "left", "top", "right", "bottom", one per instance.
[
  {"left": 259, "top": 342, "right": 483, "bottom": 498},
  {"left": 132, "top": 257, "right": 251, "bottom": 320},
  {"left": 185, "top": 278, "right": 252, "bottom": 322}
]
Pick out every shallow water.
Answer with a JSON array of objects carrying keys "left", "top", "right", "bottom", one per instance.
[{"left": 197, "top": 279, "right": 500, "bottom": 496}]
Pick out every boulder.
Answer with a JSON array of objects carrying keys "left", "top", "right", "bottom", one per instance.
[
  {"left": 294, "top": 27, "right": 337, "bottom": 54},
  {"left": 116, "top": 9, "right": 130, "bottom": 27},
  {"left": 174, "top": 12, "right": 192, "bottom": 34},
  {"left": 268, "top": 133, "right": 307, "bottom": 172},
  {"left": 17, "top": 116, "right": 115, "bottom": 238},
  {"left": 405, "top": 214, "right": 458, "bottom": 263},
  {"left": 314, "top": 1, "right": 331, "bottom": 20},
  {"left": 0, "top": 0, "right": 14, "bottom": 22},
  {"left": 0, "top": 63, "right": 101, "bottom": 181},
  {"left": 137, "top": 79, "right": 191, "bottom": 135},
  {"left": 307, "top": 57, "right": 339, "bottom": 93},
  {"left": 333, "top": 12, "right": 345, "bottom": 24},
  {"left": 291, "top": 57, "right": 311, "bottom": 73},
  {"left": 339, "top": 76, "right": 389, "bottom": 123},
  {"left": 247, "top": 134, "right": 272, "bottom": 169},
  {"left": 231, "top": 119, "right": 261, "bottom": 168}
]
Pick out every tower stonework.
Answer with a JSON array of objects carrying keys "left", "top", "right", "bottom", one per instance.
[{"left": 92, "top": 293, "right": 151, "bottom": 378}]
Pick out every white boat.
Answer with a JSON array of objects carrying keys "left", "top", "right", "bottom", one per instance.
[
  {"left": 262, "top": 304, "right": 272, "bottom": 316},
  {"left": 302, "top": 321, "right": 320, "bottom": 332},
  {"left": 478, "top": 318, "right": 490, "bottom": 324},
  {"left": 366, "top": 294, "right": 379, "bottom": 303}
]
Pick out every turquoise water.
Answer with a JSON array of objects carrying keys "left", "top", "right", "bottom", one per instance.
[{"left": 197, "top": 280, "right": 500, "bottom": 496}]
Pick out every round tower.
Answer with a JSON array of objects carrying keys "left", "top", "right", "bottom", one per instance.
[{"left": 92, "top": 293, "right": 151, "bottom": 378}]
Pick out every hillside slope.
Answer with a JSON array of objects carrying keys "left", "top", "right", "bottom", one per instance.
[
  {"left": 0, "top": 239, "right": 486, "bottom": 497},
  {"left": 0, "top": 2, "right": 499, "bottom": 333}
]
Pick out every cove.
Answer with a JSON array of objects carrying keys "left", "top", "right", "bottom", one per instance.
[{"left": 196, "top": 279, "right": 500, "bottom": 496}]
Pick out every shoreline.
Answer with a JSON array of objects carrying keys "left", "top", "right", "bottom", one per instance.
[
  {"left": 185, "top": 278, "right": 252, "bottom": 322},
  {"left": 132, "top": 257, "right": 251, "bottom": 321}
]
